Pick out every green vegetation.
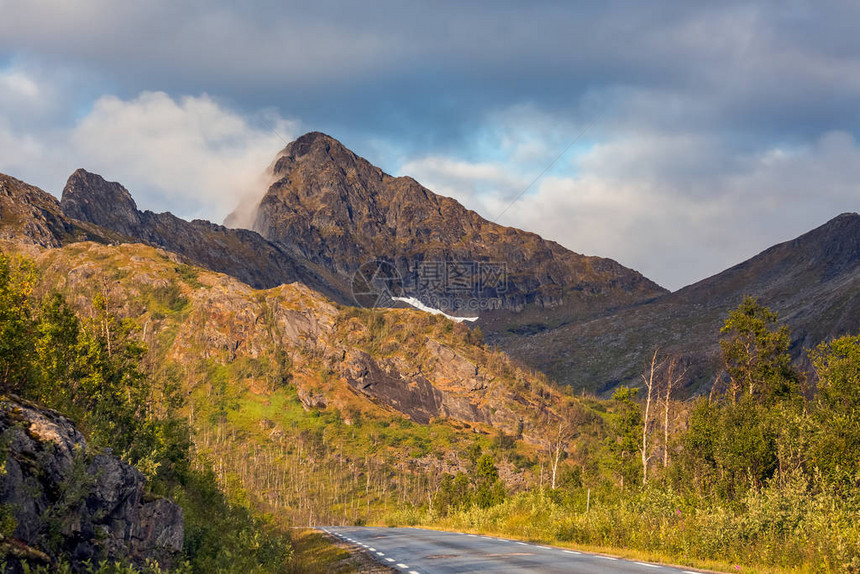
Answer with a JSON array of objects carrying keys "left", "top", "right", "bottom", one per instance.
[
  {"left": 390, "top": 297, "right": 860, "bottom": 573},
  {"left": 5, "top": 242, "right": 860, "bottom": 573},
  {"left": 0, "top": 250, "right": 296, "bottom": 572}
]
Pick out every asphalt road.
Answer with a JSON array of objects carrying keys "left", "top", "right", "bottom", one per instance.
[{"left": 320, "top": 526, "right": 707, "bottom": 574}]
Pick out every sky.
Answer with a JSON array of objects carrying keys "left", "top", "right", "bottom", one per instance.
[{"left": 1, "top": 0, "right": 858, "bottom": 290}]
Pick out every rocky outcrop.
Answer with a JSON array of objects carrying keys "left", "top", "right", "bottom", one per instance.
[
  {"left": 0, "top": 174, "right": 114, "bottom": 251},
  {"left": 59, "top": 169, "right": 341, "bottom": 298},
  {"left": 0, "top": 398, "right": 183, "bottom": 570}
]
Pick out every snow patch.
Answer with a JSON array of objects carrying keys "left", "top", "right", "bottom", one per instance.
[{"left": 392, "top": 297, "right": 479, "bottom": 323}]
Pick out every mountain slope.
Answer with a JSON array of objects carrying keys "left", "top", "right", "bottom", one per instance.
[
  {"left": 60, "top": 169, "right": 341, "bottom": 298},
  {"left": 502, "top": 212, "right": 860, "bottom": 394},
  {"left": 28, "top": 240, "right": 588, "bottom": 524},
  {"left": 242, "top": 132, "right": 666, "bottom": 315}
]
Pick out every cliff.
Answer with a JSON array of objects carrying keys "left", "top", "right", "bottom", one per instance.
[{"left": 0, "top": 398, "right": 183, "bottom": 570}]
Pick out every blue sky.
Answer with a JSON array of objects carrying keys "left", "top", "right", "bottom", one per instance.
[{"left": 1, "top": 0, "right": 858, "bottom": 289}]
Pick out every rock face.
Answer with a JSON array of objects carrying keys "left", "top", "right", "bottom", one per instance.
[
  {"left": 242, "top": 132, "right": 666, "bottom": 313},
  {"left": 0, "top": 398, "right": 183, "bottom": 569},
  {"left": 0, "top": 174, "right": 114, "bottom": 251},
  {"left": 60, "top": 169, "right": 340, "bottom": 298}
]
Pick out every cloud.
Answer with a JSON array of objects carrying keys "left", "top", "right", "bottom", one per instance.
[
  {"left": 69, "top": 91, "right": 297, "bottom": 219},
  {"left": 401, "top": 156, "right": 528, "bottom": 209},
  {"left": 400, "top": 123, "right": 860, "bottom": 291},
  {"left": 4, "top": 1, "right": 860, "bottom": 147},
  {"left": 0, "top": 84, "right": 296, "bottom": 221}
]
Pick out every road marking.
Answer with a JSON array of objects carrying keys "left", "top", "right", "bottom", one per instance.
[
  {"left": 536, "top": 545, "right": 551, "bottom": 549},
  {"left": 683, "top": 571, "right": 700, "bottom": 573},
  {"left": 563, "top": 550, "right": 581, "bottom": 555},
  {"left": 397, "top": 564, "right": 409, "bottom": 568},
  {"left": 516, "top": 542, "right": 527, "bottom": 545},
  {"left": 467, "top": 534, "right": 477, "bottom": 537},
  {"left": 634, "top": 563, "right": 661, "bottom": 568},
  {"left": 369, "top": 548, "right": 376, "bottom": 551},
  {"left": 386, "top": 558, "right": 395, "bottom": 562},
  {"left": 409, "top": 571, "right": 419, "bottom": 574},
  {"left": 376, "top": 552, "right": 384, "bottom": 556},
  {"left": 599, "top": 556, "right": 619, "bottom": 561}
]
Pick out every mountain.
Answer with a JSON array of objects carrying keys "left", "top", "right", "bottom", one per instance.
[
  {"left": 499, "top": 212, "right": 860, "bottom": 394},
  {"left": 59, "top": 169, "right": 341, "bottom": 298},
  {"left": 6, "top": 127, "right": 857, "bottom": 400},
  {"left": 4, "top": 170, "right": 565, "bottom": 434},
  {"left": 28, "top": 240, "right": 588, "bottom": 524},
  {"left": 2, "top": 169, "right": 594, "bottom": 527},
  {"left": 240, "top": 132, "right": 666, "bottom": 316},
  {"left": 0, "top": 173, "right": 117, "bottom": 250}
]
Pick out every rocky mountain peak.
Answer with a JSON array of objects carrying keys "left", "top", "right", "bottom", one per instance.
[
  {"left": 61, "top": 169, "right": 142, "bottom": 236},
  {"left": 0, "top": 172, "right": 113, "bottom": 249},
  {"left": 244, "top": 132, "right": 665, "bottom": 312},
  {"left": 281, "top": 131, "right": 355, "bottom": 161}
]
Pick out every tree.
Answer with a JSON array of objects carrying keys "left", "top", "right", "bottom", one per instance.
[
  {"left": 544, "top": 402, "right": 585, "bottom": 489},
  {"left": 812, "top": 334, "right": 860, "bottom": 412},
  {"left": 608, "top": 386, "right": 642, "bottom": 489},
  {"left": 809, "top": 334, "right": 860, "bottom": 478},
  {"left": 719, "top": 296, "right": 799, "bottom": 404},
  {"left": 678, "top": 299, "right": 801, "bottom": 499},
  {"left": 33, "top": 293, "right": 81, "bottom": 407},
  {"left": 661, "top": 356, "right": 685, "bottom": 468},
  {"left": 640, "top": 349, "right": 662, "bottom": 485},
  {"left": 473, "top": 454, "right": 504, "bottom": 508},
  {"left": 0, "top": 251, "right": 36, "bottom": 393}
]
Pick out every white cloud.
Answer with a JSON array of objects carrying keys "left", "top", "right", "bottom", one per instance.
[
  {"left": 0, "top": 85, "right": 297, "bottom": 222},
  {"left": 0, "top": 70, "right": 39, "bottom": 98},
  {"left": 401, "top": 155, "right": 528, "bottom": 210},
  {"left": 69, "top": 91, "right": 297, "bottom": 219}
]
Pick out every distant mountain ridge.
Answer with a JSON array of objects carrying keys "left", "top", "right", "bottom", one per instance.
[{"left": 496, "top": 211, "right": 860, "bottom": 394}]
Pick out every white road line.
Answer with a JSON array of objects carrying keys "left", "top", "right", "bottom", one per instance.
[
  {"left": 563, "top": 550, "right": 581, "bottom": 555},
  {"left": 536, "top": 545, "right": 551, "bottom": 549},
  {"left": 409, "top": 571, "right": 419, "bottom": 574},
  {"left": 683, "top": 571, "right": 700, "bottom": 573},
  {"left": 634, "top": 563, "right": 661, "bottom": 568},
  {"left": 385, "top": 558, "right": 395, "bottom": 562},
  {"left": 369, "top": 548, "right": 376, "bottom": 551},
  {"left": 376, "top": 552, "right": 384, "bottom": 556},
  {"left": 467, "top": 534, "right": 477, "bottom": 537},
  {"left": 397, "top": 564, "right": 409, "bottom": 568},
  {"left": 599, "top": 556, "right": 619, "bottom": 561},
  {"left": 516, "top": 542, "right": 527, "bottom": 545}
]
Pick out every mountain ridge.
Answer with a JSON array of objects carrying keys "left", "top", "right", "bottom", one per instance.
[
  {"left": 59, "top": 168, "right": 343, "bottom": 299},
  {"left": 497, "top": 211, "right": 860, "bottom": 394}
]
